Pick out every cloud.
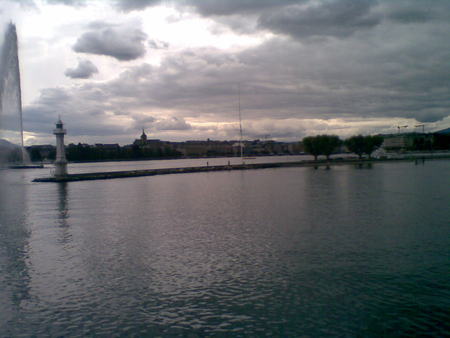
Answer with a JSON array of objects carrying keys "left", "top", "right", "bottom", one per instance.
[
  {"left": 153, "top": 117, "right": 191, "bottom": 130},
  {"left": 22, "top": 87, "right": 131, "bottom": 139},
  {"left": 20, "top": 0, "right": 450, "bottom": 143},
  {"left": 23, "top": 28, "right": 450, "bottom": 143},
  {"left": 181, "top": 0, "right": 301, "bottom": 16},
  {"left": 148, "top": 39, "right": 169, "bottom": 49},
  {"left": 64, "top": 59, "right": 98, "bottom": 79},
  {"left": 45, "top": 0, "right": 86, "bottom": 6},
  {"left": 73, "top": 21, "right": 147, "bottom": 61},
  {"left": 258, "top": 0, "right": 381, "bottom": 39},
  {"left": 115, "top": 0, "right": 301, "bottom": 15},
  {"left": 132, "top": 115, "right": 155, "bottom": 128},
  {"left": 383, "top": 0, "right": 450, "bottom": 24},
  {"left": 110, "top": 0, "right": 450, "bottom": 44},
  {"left": 1, "top": 0, "right": 37, "bottom": 9},
  {"left": 114, "top": 0, "right": 162, "bottom": 11}
]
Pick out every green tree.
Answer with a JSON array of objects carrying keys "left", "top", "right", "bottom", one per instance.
[
  {"left": 303, "top": 135, "right": 342, "bottom": 160},
  {"left": 345, "top": 135, "right": 366, "bottom": 159},
  {"left": 345, "top": 135, "right": 383, "bottom": 159},
  {"left": 303, "top": 136, "right": 321, "bottom": 160},
  {"left": 317, "top": 135, "right": 342, "bottom": 160},
  {"left": 30, "top": 148, "right": 42, "bottom": 162},
  {"left": 363, "top": 135, "right": 383, "bottom": 158}
]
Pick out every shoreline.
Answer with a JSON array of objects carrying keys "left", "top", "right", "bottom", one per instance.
[{"left": 33, "top": 156, "right": 450, "bottom": 183}]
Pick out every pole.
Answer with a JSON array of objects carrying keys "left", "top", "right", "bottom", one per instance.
[{"left": 238, "top": 83, "right": 243, "bottom": 161}]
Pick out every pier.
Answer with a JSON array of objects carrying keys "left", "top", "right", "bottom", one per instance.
[
  {"left": 33, "top": 161, "right": 306, "bottom": 182},
  {"left": 32, "top": 156, "right": 450, "bottom": 182}
]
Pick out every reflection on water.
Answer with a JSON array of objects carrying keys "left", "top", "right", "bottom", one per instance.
[
  {"left": 56, "top": 183, "right": 72, "bottom": 247},
  {"left": 0, "top": 160, "right": 449, "bottom": 336},
  {"left": 0, "top": 171, "right": 32, "bottom": 330},
  {"left": 57, "top": 183, "right": 69, "bottom": 224}
]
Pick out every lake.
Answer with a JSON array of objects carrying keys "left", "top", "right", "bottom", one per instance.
[{"left": 1, "top": 157, "right": 449, "bottom": 336}]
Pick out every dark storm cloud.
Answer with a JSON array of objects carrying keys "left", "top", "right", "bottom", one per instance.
[
  {"left": 113, "top": 0, "right": 450, "bottom": 42},
  {"left": 23, "top": 0, "right": 450, "bottom": 141},
  {"left": 181, "top": 0, "right": 301, "bottom": 16},
  {"left": 23, "top": 88, "right": 132, "bottom": 141},
  {"left": 258, "top": 0, "right": 381, "bottom": 39},
  {"left": 27, "top": 27, "right": 450, "bottom": 139},
  {"left": 114, "top": 0, "right": 381, "bottom": 39},
  {"left": 383, "top": 0, "right": 450, "bottom": 23},
  {"left": 22, "top": 78, "right": 191, "bottom": 140},
  {"left": 114, "top": 0, "right": 162, "bottom": 11},
  {"left": 64, "top": 59, "right": 98, "bottom": 79},
  {"left": 115, "top": 0, "right": 300, "bottom": 15},
  {"left": 73, "top": 22, "right": 147, "bottom": 61}
]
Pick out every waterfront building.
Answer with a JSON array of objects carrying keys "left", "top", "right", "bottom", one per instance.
[{"left": 382, "top": 133, "right": 433, "bottom": 151}]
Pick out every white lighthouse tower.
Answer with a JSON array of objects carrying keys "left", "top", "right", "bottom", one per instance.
[{"left": 53, "top": 117, "right": 68, "bottom": 177}]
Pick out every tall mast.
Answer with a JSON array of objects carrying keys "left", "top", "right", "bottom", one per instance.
[{"left": 238, "top": 83, "right": 243, "bottom": 160}]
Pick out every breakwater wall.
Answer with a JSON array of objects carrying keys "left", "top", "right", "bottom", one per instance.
[
  {"left": 33, "top": 156, "right": 450, "bottom": 183},
  {"left": 34, "top": 161, "right": 309, "bottom": 182}
]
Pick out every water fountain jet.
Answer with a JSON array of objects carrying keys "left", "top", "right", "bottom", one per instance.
[{"left": 0, "top": 22, "right": 31, "bottom": 166}]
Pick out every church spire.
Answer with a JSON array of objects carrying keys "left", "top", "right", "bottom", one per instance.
[{"left": 140, "top": 128, "right": 147, "bottom": 144}]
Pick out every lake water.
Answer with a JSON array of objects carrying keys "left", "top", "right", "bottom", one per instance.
[{"left": 1, "top": 158, "right": 449, "bottom": 336}]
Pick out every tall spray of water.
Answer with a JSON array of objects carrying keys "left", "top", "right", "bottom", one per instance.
[{"left": 0, "top": 22, "right": 28, "bottom": 163}]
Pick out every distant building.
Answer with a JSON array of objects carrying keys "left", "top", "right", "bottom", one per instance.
[
  {"left": 287, "top": 142, "right": 304, "bottom": 154},
  {"left": 382, "top": 135, "right": 414, "bottom": 150},
  {"left": 382, "top": 133, "right": 433, "bottom": 151},
  {"left": 132, "top": 129, "right": 176, "bottom": 157},
  {"left": 134, "top": 129, "right": 163, "bottom": 149},
  {"left": 175, "top": 140, "right": 233, "bottom": 157},
  {"left": 130, "top": 130, "right": 304, "bottom": 158}
]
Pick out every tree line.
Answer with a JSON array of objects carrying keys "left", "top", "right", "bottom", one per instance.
[
  {"left": 64, "top": 143, "right": 181, "bottom": 162},
  {"left": 21, "top": 132, "right": 450, "bottom": 163},
  {"left": 302, "top": 134, "right": 384, "bottom": 160},
  {"left": 28, "top": 143, "right": 182, "bottom": 162}
]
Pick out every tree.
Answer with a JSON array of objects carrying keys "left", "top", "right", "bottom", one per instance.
[
  {"left": 363, "top": 135, "right": 383, "bottom": 158},
  {"left": 30, "top": 148, "right": 42, "bottom": 162},
  {"left": 303, "top": 135, "right": 342, "bottom": 160},
  {"left": 303, "top": 136, "right": 321, "bottom": 160},
  {"left": 345, "top": 135, "right": 383, "bottom": 159},
  {"left": 317, "top": 135, "right": 342, "bottom": 160},
  {"left": 345, "top": 135, "right": 366, "bottom": 159},
  {"left": 131, "top": 144, "right": 143, "bottom": 158}
]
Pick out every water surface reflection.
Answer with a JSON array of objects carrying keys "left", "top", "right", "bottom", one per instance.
[
  {"left": 0, "top": 161, "right": 449, "bottom": 336},
  {"left": 0, "top": 171, "right": 32, "bottom": 331}
]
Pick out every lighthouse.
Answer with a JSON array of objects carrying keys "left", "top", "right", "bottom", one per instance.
[{"left": 53, "top": 117, "right": 68, "bottom": 177}]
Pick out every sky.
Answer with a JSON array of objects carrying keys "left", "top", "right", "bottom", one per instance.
[{"left": 1, "top": 0, "right": 449, "bottom": 145}]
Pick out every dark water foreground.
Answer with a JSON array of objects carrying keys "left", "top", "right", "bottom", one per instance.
[{"left": 1, "top": 160, "right": 449, "bottom": 336}]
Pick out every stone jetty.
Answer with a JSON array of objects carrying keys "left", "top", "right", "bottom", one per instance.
[
  {"left": 33, "top": 160, "right": 326, "bottom": 182},
  {"left": 32, "top": 156, "right": 450, "bottom": 183}
]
